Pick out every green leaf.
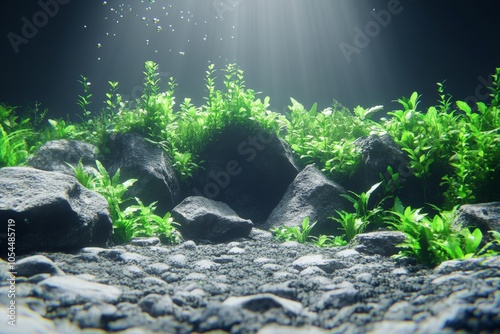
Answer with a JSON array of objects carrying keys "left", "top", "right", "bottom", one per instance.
[{"left": 456, "top": 100, "right": 472, "bottom": 114}]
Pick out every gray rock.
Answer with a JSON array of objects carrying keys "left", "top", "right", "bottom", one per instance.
[
  {"left": 352, "top": 231, "right": 406, "bottom": 256},
  {"left": 292, "top": 254, "right": 344, "bottom": 273},
  {"left": 172, "top": 196, "right": 253, "bottom": 243},
  {"left": 222, "top": 293, "right": 303, "bottom": 315},
  {"left": 384, "top": 301, "right": 414, "bottom": 321},
  {"left": 27, "top": 139, "right": 100, "bottom": 176},
  {"left": 145, "top": 263, "right": 171, "bottom": 276},
  {"left": 16, "top": 255, "right": 65, "bottom": 278},
  {"left": 0, "top": 167, "right": 112, "bottom": 255},
  {"left": 314, "top": 281, "right": 358, "bottom": 310},
  {"left": 454, "top": 202, "right": 500, "bottom": 246},
  {"left": 265, "top": 164, "right": 348, "bottom": 235},
  {"left": 167, "top": 254, "right": 188, "bottom": 268},
  {"left": 35, "top": 276, "right": 121, "bottom": 305},
  {"left": 103, "top": 133, "right": 181, "bottom": 215},
  {"left": 352, "top": 134, "right": 410, "bottom": 193},
  {"left": 190, "top": 123, "right": 300, "bottom": 225},
  {"left": 138, "top": 294, "right": 175, "bottom": 317},
  {"left": 130, "top": 237, "right": 161, "bottom": 247}
]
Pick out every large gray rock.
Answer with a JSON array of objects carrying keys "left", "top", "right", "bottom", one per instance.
[
  {"left": 35, "top": 276, "right": 122, "bottom": 305},
  {"left": 171, "top": 196, "right": 253, "bottom": 243},
  {"left": 103, "top": 133, "right": 181, "bottom": 215},
  {"left": 352, "top": 134, "right": 410, "bottom": 192},
  {"left": 0, "top": 167, "right": 112, "bottom": 255},
  {"left": 454, "top": 202, "right": 500, "bottom": 246},
  {"left": 265, "top": 164, "right": 348, "bottom": 235},
  {"left": 190, "top": 123, "right": 300, "bottom": 226},
  {"left": 27, "top": 139, "right": 100, "bottom": 175}
]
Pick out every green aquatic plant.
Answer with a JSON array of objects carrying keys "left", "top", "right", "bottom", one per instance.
[
  {"left": 389, "top": 200, "right": 489, "bottom": 265},
  {"left": 69, "top": 159, "right": 181, "bottom": 244},
  {"left": 66, "top": 159, "right": 95, "bottom": 189},
  {"left": 271, "top": 217, "right": 316, "bottom": 244},
  {"left": 0, "top": 104, "right": 37, "bottom": 167},
  {"left": 121, "top": 198, "right": 182, "bottom": 244},
  {"left": 312, "top": 235, "right": 348, "bottom": 247},
  {"left": 332, "top": 181, "right": 388, "bottom": 241},
  {"left": 77, "top": 75, "right": 93, "bottom": 121},
  {"left": 0, "top": 126, "right": 31, "bottom": 167},
  {"left": 284, "top": 98, "right": 373, "bottom": 181}
]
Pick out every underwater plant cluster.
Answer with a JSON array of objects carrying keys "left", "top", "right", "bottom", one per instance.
[{"left": 1, "top": 62, "right": 499, "bottom": 266}]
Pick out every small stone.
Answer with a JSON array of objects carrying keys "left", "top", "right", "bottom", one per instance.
[
  {"left": 314, "top": 282, "right": 358, "bottom": 310},
  {"left": 123, "top": 265, "right": 146, "bottom": 278},
  {"left": 280, "top": 241, "right": 301, "bottom": 248},
  {"left": 168, "top": 254, "right": 188, "bottom": 268},
  {"left": 36, "top": 276, "right": 121, "bottom": 305},
  {"left": 384, "top": 301, "right": 414, "bottom": 321},
  {"left": 182, "top": 240, "right": 197, "bottom": 250},
  {"left": 227, "top": 247, "right": 245, "bottom": 254},
  {"left": 292, "top": 254, "right": 344, "bottom": 273},
  {"left": 130, "top": 237, "right": 160, "bottom": 247},
  {"left": 335, "top": 249, "right": 361, "bottom": 258},
  {"left": 16, "top": 255, "right": 65, "bottom": 278},
  {"left": 185, "top": 272, "right": 208, "bottom": 281},
  {"left": 139, "top": 293, "right": 175, "bottom": 317},
  {"left": 145, "top": 263, "right": 171, "bottom": 276},
  {"left": 119, "top": 252, "right": 149, "bottom": 264},
  {"left": 193, "top": 260, "right": 219, "bottom": 271},
  {"left": 223, "top": 293, "right": 303, "bottom": 315},
  {"left": 300, "top": 266, "right": 326, "bottom": 276},
  {"left": 254, "top": 257, "right": 274, "bottom": 264}
]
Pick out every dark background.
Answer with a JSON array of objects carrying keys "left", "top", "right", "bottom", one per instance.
[{"left": 1, "top": 0, "right": 499, "bottom": 120}]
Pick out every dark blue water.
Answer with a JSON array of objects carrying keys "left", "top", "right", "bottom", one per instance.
[{"left": 1, "top": 0, "right": 499, "bottom": 119}]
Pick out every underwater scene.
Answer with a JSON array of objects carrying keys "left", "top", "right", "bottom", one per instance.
[{"left": 1, "top": 1, "right": 500, "bottom": 333}]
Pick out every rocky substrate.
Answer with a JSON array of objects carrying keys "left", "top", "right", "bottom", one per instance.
[{"left": 2, "top": 233, "right": 499, "bottom": 334}]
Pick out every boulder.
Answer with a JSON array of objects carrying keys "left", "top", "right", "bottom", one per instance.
[
  {"left": 27, "top": 139, "right": 100, "bottom": 175},
  {"left": 265, "top": 165, "right": 348, "bottom": 235},
  {"left": 351, "top": 134, "right": 445, "bottom": 208},
  {"left": 352, "top": 134, "right": 410, "bottom": 193},
  {"left": 171, "top": 196, "right": 253, "bottom": 243},
  {"left": 103, "top": 133, "right": 181, "bottom": 215},
  {"left": 0, "top": 167, "right": 112, "bottom": 255},
  {"left": 454, "top": 202, "right": 500, "bottom": 246},
  {"left": 190, "top": 123, "right": 300, "bottom": 225}
]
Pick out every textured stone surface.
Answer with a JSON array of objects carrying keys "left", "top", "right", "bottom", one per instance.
[
  {"left": 454, "top": 202, "right": 500, "bottom": 245},
  {"left": 103, "top": 133, "right": 181, "bottom": 215},
  {"left": 172, "top": 196, "right": 253, "bottom": 243},
  {"left": 27, "top": 139, "right": 100, "bottom": 176},
  {"left": 352, "top": 231, "right": 406, "bottom": 257},
  {"left": 2, "top": 238, "right": 498, "bottom": 333},
  {"left": 265, "top": 164, "right": 349, "bottom": 235},
  {"left": 0, "top": 167, "right": 112, "bottom": 255},
  {"left": 190, "top": 123, "right": 300, "bottom": 225}
]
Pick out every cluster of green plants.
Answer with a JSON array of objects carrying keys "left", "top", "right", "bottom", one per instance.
[
  {"left": 271, "top": 173, "right": 500, "bottom": 265},
  {"left": 68, "top": 160, "right": 182, "bottom": 244},
  {"left": 271, "top": 217, "right": 348, "bottom": 247},
  {"left": 1, "top": 61, "right": 500, "bottom": 265},
  {"left": 381, "top": 76, "right": 500, "bottom": 208}
]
